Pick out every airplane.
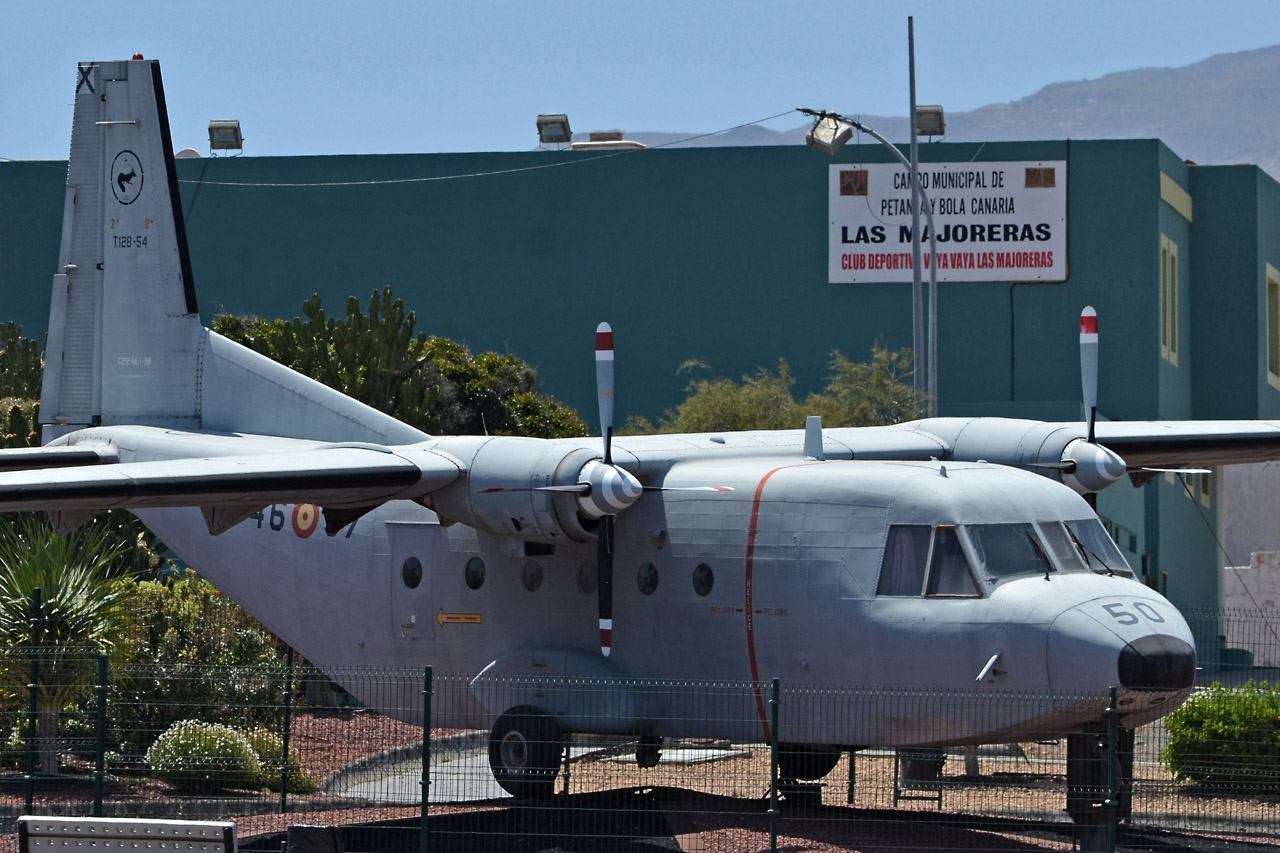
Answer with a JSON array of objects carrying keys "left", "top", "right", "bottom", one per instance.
[{"left": 5, "top": 58, "right": 1280, "bottom": 845}]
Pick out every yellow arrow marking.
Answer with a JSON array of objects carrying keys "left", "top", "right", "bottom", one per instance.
[{"left": 436, "top": 609, "right": 482, "bottom": 626}]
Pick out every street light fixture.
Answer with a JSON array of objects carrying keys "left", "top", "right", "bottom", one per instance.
[{"left": 914, "top": 105, "right": 945, "bottom": 137}]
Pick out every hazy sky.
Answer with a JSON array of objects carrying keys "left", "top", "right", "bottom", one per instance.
[{"left": 2, "top": 1, "right": 1277, "bottom": 160}]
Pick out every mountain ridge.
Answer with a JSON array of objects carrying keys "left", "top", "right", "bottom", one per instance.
[{"left": 613, "top": 45, "right": 1280, "bottom": 180}]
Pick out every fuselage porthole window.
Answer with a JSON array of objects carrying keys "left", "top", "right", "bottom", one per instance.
[
  {"left": 465, "top": 557, "right": 486, "bottom": 590},
  {"left": 522, "top": 559, "right": 543, "bottom": 592},
  {"left": 638, "top": 562, "right": 659, "bottom": 595},
  {"left": 401, "top": 557, "right": 423, "bottom": 590},
  {"left": 692, "top": 563, "right": 714, "bottom": 597}
]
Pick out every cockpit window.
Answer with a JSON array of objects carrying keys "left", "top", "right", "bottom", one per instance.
[
  {"left": 1036, "top": 521, "right": 1090, "bottom": 572},
  {"left": 925, "top": 526, "right": 980, "bottom": 597},
  {"left": 877, "top": 525, "right": 980, "bottom": 597},
  {"left": 965, "top": 523, "right": 1054, "bottom": 579},
  {"left": 1065, "top": 518, "right": 1134, "bottom": 577},
  {"left": 876, "top": 525, "right": 930, "bottom": 596}
]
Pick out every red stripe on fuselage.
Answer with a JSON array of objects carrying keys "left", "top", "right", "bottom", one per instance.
[{"left": 744, "top": 464, "right": 812, "bottom": 743}]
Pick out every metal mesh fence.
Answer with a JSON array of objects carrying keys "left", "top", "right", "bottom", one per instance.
[{"left": 3, "top": 612, "right": 1279, "bottom": 852}]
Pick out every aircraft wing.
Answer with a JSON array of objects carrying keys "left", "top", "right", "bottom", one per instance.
[
  {"left": 0, "top": 445, "right": 463, "bottom": 518},
  {"left": 1093, "top": 421, "right": 1280, "bottom": 469}
]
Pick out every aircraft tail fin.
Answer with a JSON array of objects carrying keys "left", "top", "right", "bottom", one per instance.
[
  {"left": 41, "top": 59, "right": 426, "bottom": 447},
  {"left": 41, "top": 59, "right": 200, "bottom": 437}
]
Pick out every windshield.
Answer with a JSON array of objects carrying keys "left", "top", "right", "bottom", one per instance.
[
  {"left": 1065, "top": 518, "right": 1134, "bottom": 576},
  {"left": 965, "top": 523, "right": 1054, "bottom": 578}
]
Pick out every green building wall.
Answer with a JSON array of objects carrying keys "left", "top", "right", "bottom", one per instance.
[{"left": 4, "top": 137, "right": 1280, "bottom": 610}]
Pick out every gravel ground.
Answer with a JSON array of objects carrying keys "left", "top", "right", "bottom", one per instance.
[{"left": 4, "top": 711, "right": 1277, "bottom": 853}]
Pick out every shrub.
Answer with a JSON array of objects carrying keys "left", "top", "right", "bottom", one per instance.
[
  {"left": 145, "top": 720, "right": 262, "bottom": 791},
  {"left": 107, "top": 572, "right": 287, "bottom": 761},
  {"left": 243, "top": 728, "right": 316, "bottom": 793},
  {"left": 1162, "top": 681, "right": 1280, "bottom": 792}
]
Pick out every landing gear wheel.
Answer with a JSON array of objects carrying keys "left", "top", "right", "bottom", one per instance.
[
  {"left": 778, "top": 744, "right": 842, "bottom": 781},
  {"left": 488, "top": 705, "right": 562, "bottom": 799},
  {"left": 636, "top": 735, "right": 662, "bottom": 768}
]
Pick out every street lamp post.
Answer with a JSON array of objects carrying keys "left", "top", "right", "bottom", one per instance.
[{"left": 800, "top": 107, "right": 938, "bottom": 415}]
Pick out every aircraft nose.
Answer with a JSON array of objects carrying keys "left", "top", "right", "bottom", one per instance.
[
  {"left": 1046, "top": 595, "right": 1195, "bottom": 696},
  {"left": 1118, "top": 634, "right": 1195, "bottom": 689}
]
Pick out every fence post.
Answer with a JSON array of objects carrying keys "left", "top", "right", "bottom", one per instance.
[
  {"left": 280, "top": 647, "right": 294, "bottom": 813},
  {"left": 1106, "top": 686, "right": 1118, "bottom": 853},
  {"left": 93, "top": 653, "right": 107, "bottom": 816},
  {"left": 420, "top": 666, "right": 433, "bottom": 853},
  {"left": 768, "top": 678, "right": 780, "bottom": 853},
  {"left": 24, "top": 586, "right": 41, "bottom": 812}
]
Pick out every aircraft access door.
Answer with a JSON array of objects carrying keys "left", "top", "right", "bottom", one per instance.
[{"left": 388, "top": 521, "right": 446, "bottom": 643}]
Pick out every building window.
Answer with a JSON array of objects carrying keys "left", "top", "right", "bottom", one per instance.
[
  {"left": 1199, "top": 470, "right": 1212, "bottom": 508},
  {"left": 1160, "top": 234, "right": 1179, "bottom": 365},
  {"left": 1267, "top": 265, "right": 1280, "bottom": 389}
]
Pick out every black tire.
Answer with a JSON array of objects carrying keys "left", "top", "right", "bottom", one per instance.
[
  {"left": 778, "top": 744, "right": 842, "bottom": 781},
  {"left": 488, "top": 705, "right": 562, "bottom": 799}
]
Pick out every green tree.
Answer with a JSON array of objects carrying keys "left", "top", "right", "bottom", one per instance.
[
  {"left": 1, "top": 322, "right": 43, "bottom": 449},
  {"left": 0, "top": 322, "right": 42, "bottom": 401},
  {"left": 0, "top": 516, "right": 131, "bottom": 774},
  {"left": 108, "top": 571, "right": 287, "bottom": 762},
  {"left": 625, "top": 344, "right": 923, "bottom": 435},
  {"left": 214, "top": 287, "right": 586, "bottom": 438}
]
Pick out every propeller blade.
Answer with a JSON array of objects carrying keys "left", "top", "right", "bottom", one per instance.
[
  {"left": 642, "top": 485, "right": 735, "bottom": 492},
  {"left": 598, "top": 515, "right": 614, "bottom": 657},
  {"left": 596, "top": 322, "right": 615, "bottom": 464},
  {"left": 475, "top": 484, "right": 591, "bottom": 495},
  {"left": 1080, "top": 307, "right": 1098, "bottom": 445}
]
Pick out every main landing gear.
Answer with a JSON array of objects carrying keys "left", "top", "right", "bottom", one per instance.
[
  {"left": 1066, "top": 725, "right": 1135, "bottom": 853},
  {"left": 488, "top": 705, "right": 563, "bottom": 799}
]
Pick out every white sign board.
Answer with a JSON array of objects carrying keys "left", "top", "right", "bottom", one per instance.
[{"left": 827, "top": 161, "right": 1067, "bottom": 283}]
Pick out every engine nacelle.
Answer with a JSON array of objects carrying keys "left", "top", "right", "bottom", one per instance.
[
  {"left": 914, "top": 417, "right": 1127, "bottom": 495},
  {"left": 426, "top": 436, "right": 639, "bottom": 544}
]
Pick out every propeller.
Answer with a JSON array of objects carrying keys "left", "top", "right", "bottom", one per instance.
[
  {"left": 596, "top": 322, "right": 620, "bottom": 657},
  {"left": 477, "top": 323, "right": 730, "bottom": 657},
  {"left": 1065, "top": 306, "right": 1125, "bottom": 501}
]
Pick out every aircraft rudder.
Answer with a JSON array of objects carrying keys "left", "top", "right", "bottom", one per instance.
[{"left": 41, "top": 58, "right": 202, "bottom": 436}]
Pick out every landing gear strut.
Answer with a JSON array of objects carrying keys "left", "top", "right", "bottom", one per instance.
[
  {"left": 1066, "top": 725, "right": 1134, "bottom": 853},
  {"left": 635, "top": 735, "right": 662, "bottom": 768}
]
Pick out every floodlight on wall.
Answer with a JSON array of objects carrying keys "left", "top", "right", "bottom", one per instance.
[
  {"left": 914, "top": 105, "right": 945, "bottom": 137},
  {"left": 804, "top": 115, "right": 854, "bottom": 156},
  {"left": 208, "top": 120, "right": 243, "bottom": 152},
  {"left": 536, "top": 114, "right": 572, "bottom": 145}
]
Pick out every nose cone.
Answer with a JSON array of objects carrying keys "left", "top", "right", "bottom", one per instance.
[
  {"left": 1047, "top": 593, "right": 1195, "bottom": 698},
  {"left": 1118, "top": 634, "right": 1195, "bottom": 689}
]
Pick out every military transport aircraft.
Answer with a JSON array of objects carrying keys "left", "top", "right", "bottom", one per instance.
[{"left": 4, "top": 59, "right": 1280, "bottom": 840}]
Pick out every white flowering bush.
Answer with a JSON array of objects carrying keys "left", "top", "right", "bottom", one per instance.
[
  {"left": 145, "top": 720, "right": 262, "bottom": 791},
  {"left": 243, "top": 728, "right": 316, "bottom": 793}
]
